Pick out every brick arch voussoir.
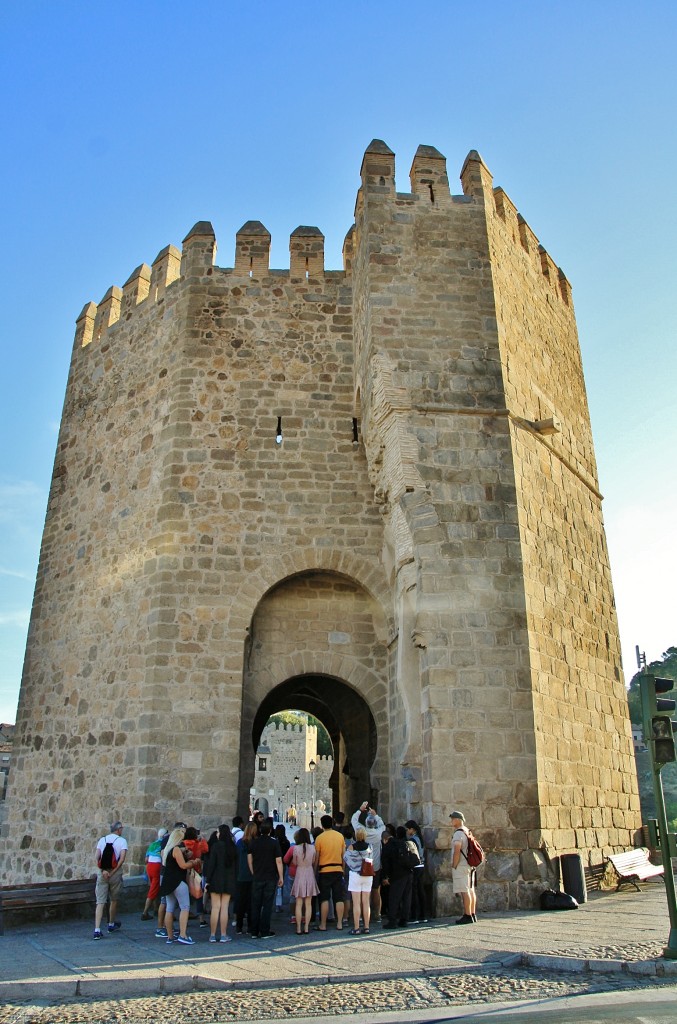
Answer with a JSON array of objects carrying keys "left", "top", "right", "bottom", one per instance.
[
  {"left": 247, "top": 651, "right": 386, "bottom": 718},
  {"left": 230, "top": 546, "right": 392, "bottom": 640}
]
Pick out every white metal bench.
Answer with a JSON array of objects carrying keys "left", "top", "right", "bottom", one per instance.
[{"left": 606, "top": 848, "right": 664, "bottom": 892}]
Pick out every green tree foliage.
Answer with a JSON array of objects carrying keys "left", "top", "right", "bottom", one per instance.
[
  {"left": 627, "top": 647, "right": 677, "bottom": 825},
  {"left": 268, "top": 710, "right": 306, "bottom": 729},
  {"left": 626, "top": 646, "right": 677, "bottom": 725}
]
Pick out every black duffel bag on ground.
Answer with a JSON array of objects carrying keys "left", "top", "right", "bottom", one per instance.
[{"left": 539, "top": 888, "right": 579, "bottom": 911}]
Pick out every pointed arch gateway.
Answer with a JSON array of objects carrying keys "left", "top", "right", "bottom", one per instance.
[
  {"left": 236, "top": 568, "right": 390, "bottom": 818},
  {"left": 246, "top": 673, "right": 380, "bottom": 816}
]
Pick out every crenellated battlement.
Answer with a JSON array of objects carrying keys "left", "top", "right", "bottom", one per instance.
[
  {"left": 459, "top": 151, "right": 570, "bottom": 305},
  {"left": 492, "top": 186, "right": 571, "bottom": 304},
  {"left": 74, "top": 219, "right": 339, "bottom": 350},
  {"left": 75, "top": 139, "right": 572, "bottom": 353},
  {"left": 266, "top": 722, "right": 311, "bottom": 735},
  {"left": 357, "top": 141, "right": 570, "bottom": 306}
]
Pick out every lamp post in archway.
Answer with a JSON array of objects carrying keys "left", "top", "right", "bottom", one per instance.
[
  {"left": 294, "top": 775, "right": 299, "bottom": 823},
  {"left": 286, "top": 784, "right": 290, "bottom": 823},
  {"left": 309, "top": 759, "right": 316, "bottom": 830}
]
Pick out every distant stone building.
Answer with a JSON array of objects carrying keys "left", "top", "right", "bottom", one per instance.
[
  {"left": 250, "top": 721, "right": 332, "bottom": 822},
  {"left": 631, "top": 725, "right": 645, "bottom": 754},
  {"left": 3, "top": 140, "right": 640, "bottom": 910},
  {"left": 0, "top": 723, "right": 14, "bottom": 828}
]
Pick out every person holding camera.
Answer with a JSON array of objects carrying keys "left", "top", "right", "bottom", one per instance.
[{"left": 351, "top": 800, "right": 386, "bottom": 922}]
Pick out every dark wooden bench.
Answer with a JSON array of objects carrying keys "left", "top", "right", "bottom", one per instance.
[
  {"left": 606, "top": 848, "right": 664, "bottom": 892},
  {"left": 0, "top": 877, "right": 96, "bottom": 933}
]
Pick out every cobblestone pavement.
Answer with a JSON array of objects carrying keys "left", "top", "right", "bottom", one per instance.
[
  {"left": 0, "top": 967, "right": 675, "bottom": 1024},
  {"left": 539, "top": 940, "right": 665, "bottom": 961}
]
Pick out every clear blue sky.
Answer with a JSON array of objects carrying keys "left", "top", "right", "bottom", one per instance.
[{"left": 1, "top": 1, "right": 675, "bottom": 722}]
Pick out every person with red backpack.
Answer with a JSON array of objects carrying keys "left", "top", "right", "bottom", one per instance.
[
  {"left": 449, "top": 810, "right": 482, "bottom": 925},
  {"left": 93, "top": 820, "right": 128, "bottom": 939}
]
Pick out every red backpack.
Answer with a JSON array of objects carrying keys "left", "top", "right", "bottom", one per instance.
[{"left": 462, "top": 830, "right": 485, "bottom": 868}]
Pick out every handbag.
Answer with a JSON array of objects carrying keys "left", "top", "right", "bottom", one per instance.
[
  {"left": 360, "top": 857, "right": 375, "bottom": 877},
  {"left": 284, "top": 846, "right": 297, "bottom": 878},
  {"left": 188, "top": 867, "right": 202, "bottom": 900}
]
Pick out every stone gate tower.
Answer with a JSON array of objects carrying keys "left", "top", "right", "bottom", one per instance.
[{"left": 2, "top": 141, "right": 640, "bottom": 910}]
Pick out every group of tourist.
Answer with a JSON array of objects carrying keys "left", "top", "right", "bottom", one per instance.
[{"left": 94, "top": 806, "right": 478, "bottom": 942}]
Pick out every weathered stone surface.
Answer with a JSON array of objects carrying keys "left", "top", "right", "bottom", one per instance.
[
  {"left": 520, "top": 849, "right": 551, "bottom": 882},
  {"left": 2, "top": 141, "right": 639, "bottom": 910},
  {"left": 485, "top": 852, "right": 521, "bottom": 881}
]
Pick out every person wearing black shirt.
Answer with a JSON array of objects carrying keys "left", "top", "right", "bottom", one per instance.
[
  {"left": 247, "top": 821, "right": 283, "bottom": 938},
  {"left": 380, "top": 825, "right": 414, "bottom": 928}
]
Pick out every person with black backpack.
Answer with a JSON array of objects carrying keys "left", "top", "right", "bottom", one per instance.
[
  {"left": 404, "top": 819, "right": 428, "bottom": 924},
  {"left": 380, "top": 825, "right": 417, "bottom": 929},
  {"left": 93, "top": 820, "right": 128, "bottom": 939},
  {"left": 449, "top": 810, "right": 480, "bottom": 925}
]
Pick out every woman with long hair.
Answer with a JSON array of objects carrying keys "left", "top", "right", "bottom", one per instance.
[
  {"left": 344, "top": 826, "right": 374, "bottom": 934},
  {"left": 204, "top": 824, "right": 237, "bottom": 942},
  {"left": 159, "top": 827, "right": 202, "bottom": 945},
  {"left": 289, "top": 827, "right": 318, "bottom": 935},
  {"left": 235, "top": 821, "right": 258, "bottom": 934}
]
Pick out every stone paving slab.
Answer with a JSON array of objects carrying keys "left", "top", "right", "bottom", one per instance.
[{"left": 0, "top": 885, "right": 673, "bottom": 1003}]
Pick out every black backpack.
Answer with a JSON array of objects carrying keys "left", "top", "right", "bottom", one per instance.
[
  {"left": 100, "top": 838, "right": 117, "bottom": 871},
  {"left": 399, "top": 840, "right": 420, "bottom": 871}
]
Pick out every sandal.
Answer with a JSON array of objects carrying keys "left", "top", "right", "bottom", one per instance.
[
  {"left": 349, "top": 928, "right": 361, "bottom": 935},
  {"left": 361, "top": 927, "right": 370, "bottom": 934}
]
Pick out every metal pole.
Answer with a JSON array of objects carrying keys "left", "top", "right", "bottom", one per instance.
[
  {"left": 639, "top": 654, "right": 677, "bottom": 958},
  {"left": 650, "top": 761, "right": 677, "bottom": 957},
  {"left": 309, "top": 760, "right": 316, "bottom": 830}
]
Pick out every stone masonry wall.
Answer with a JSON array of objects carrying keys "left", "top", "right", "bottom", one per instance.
[
  {"left": 5, "top": 265, "right": 188, "bottom": 880},
  {"left": 2, "top": 218, "right": 392, "bottom": 882},
  {"left": 476, "top": 158, "right": 640, "bottom": 861},
  {"left": 353, "top": 144, "right": 542, "bottom": 907},
  {"left": 2, "top": 140, "right": 639, "bottom": 909}
]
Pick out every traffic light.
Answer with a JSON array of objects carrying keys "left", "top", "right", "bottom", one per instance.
[{"left": 640, "top": 676, "right": 677, "bottom": 766}]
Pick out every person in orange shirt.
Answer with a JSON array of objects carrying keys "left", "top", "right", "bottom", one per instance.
[{"left": 314, "top": 814, "right": 347, "bottom": 930}]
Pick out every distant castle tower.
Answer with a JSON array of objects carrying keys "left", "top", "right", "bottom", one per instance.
[
  {"left": 251, "top": 721, "right": 333, "bottom": 820},
  {"left": 2, "top": 140, "right": 639, "bottom": 911}
]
